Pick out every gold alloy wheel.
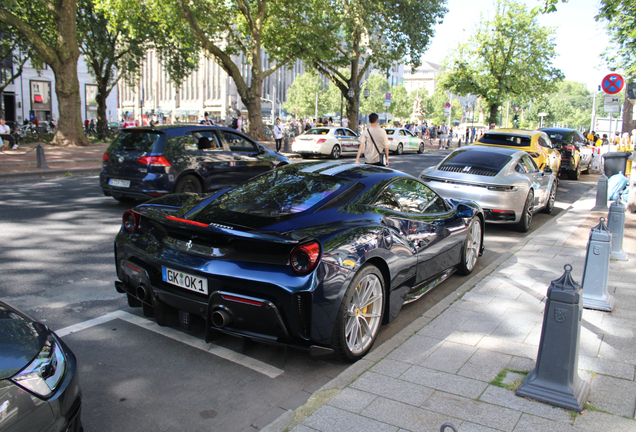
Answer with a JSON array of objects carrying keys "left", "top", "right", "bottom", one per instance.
[{"left": 344, "top": 273, "right": 383, "bottom": 355}]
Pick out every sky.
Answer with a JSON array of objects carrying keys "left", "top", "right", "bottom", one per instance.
[{"left": 423, "top": 0, "right": 612, "bottom": 91}]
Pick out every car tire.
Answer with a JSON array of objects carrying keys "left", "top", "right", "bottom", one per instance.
[
  {"left": 456, "top": 218, "right": 482, "bottom": 276},
  {"left": 542, "top": 183, "right": 556, "bottom": 214},
  {"left": 330, "top": 144, "right": 341, "bottom": 159},
  {"left": 567, "top": 163, "right": 581, "bottom": 180},
  {"left": 514, "top": 190, "right": 534, "bottom": 233},
  {"left": 332, "top": 264, "right": 384, "bottom": 362},
  {"left": 417, "top": 143, "right": 425, "bottom": 154},
  {"left": 396, "top": 143, "right": 403, "bottom": 155},
  {"left": 174, "top": 175, "right": 202, "bottom": 194}
]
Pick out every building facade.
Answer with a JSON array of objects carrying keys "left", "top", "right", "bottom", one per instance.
[
  {"left": 0, "top": 54, "right": 118, "bottom": 125},
  {"left": 118, "top": 51, "right": 307, "bottom": 125},
  {"left": 402, "top": 60, "right": 443, "bottom": 96}
]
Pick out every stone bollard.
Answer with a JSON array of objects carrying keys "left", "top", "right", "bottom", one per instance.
[
  {"left": 516, "top": 264, "right": 590, "bottom": 411},
  {"left": 36, "top": 144, "right": 49, "bottom": 169},
  {"left": 607, "top": 198, "right": 628, "bottom": 261},
  {"left": 592, "top": 174, "right": 608, "bottom": 211},
  {"left": 581, "top": 217, "right": 614, "bottom": 311}
]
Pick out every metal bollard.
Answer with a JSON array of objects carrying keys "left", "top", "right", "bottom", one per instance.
[
  {"left": 592, "top": 174, "right": 608, "bottom": 211},
  {"left": 36, "top": 144, "right": 49, "bottom": 169},
  {"left": 440, "top": 423, "right": 457, "bottom": 432},
  {"left": 607, "top": 198, "right": 628, "bottom": 261},
  {"left": 581, "top": 217, "right": 615, "bottom": 311},
  {"left": 516, "top": 264, "right": 590, "bottom": 411},
  {"left": 283, "top": 135, "right": 289, "bottom": 153}
]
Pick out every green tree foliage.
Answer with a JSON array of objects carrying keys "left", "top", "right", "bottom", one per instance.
[
  {"left": 79, "top": 0, "right": 154, "bottom": 138},
  {"left": 98, "top": 0, "right": 333, "bottom": 140},
  {"left": 390, "top": 84, "right": 415, "bottom": 120},
  {"left": 283, "top": 72, "right": 328, "bottom": 118},
  {"left": 441, "top": 0, "right": 564, "bottom": 124},
  {"left": 359, "top": 74, "right": 390, "bottom": 118},
  {"left": 596, "top": 0, "right": 636, "bottom": 78},
  {"left": 305, "top": 0, "right": 447, "bottom": 131},
  {"left": 0, "top": 0, "right": 89, "bottom": 145}
]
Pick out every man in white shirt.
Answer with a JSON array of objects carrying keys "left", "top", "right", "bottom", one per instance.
[
  {"left": 0, "top": 118, "right": 16, "bottom": 149},
  {"left": 356, "top": 113, "right": 389, "bottom": 167},
  {"left": 342, "top": 115, "right": 349, "bottom": 128}
]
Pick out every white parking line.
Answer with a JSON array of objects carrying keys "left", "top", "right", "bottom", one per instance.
[{"left": 55, "top": 310, "right": 284, "bottom": 378}]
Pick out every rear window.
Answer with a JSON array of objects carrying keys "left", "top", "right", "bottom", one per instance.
[
  {"left": 479, "top": 133, "right": 531, "bottom": 147},
  {"left": 305, "top": 128, "right": 331, "bottom": 135},
  {"left": 544, "top": 131, "right": 573, "bottom": 144},
  {"left": 201, "top": 171, "right": 344, "bottom": 218},
  {"left": 108, "top": 130, "right": 162, "bottom": 153},
  {"left": 441, "top": 149, "right": 512, "bottom": 173},
  {"left": 384, "top": 129, "right": 395, "bottom": 134}
]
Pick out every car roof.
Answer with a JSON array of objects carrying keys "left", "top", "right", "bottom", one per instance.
[
  {"left": 486, "top": 129, "right": 544, "bottom": 137},
  {"left": 290, "top": 161, "right": 412, "bottom": 185},
  {"left": 122, "top": 125, "right": 250, "bottom": 137}
]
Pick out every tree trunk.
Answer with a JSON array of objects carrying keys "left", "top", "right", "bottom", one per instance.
[
  {"left": 346, "top": 95, "right": 357, "bottom": 132},
  {"left": 96, "top": 77, "right": 109, "bottom": 140},
  {"left": 51, "top": 59, "right": 89, "bottom": 146},
  {"left": 245, "top": 96, "right": 266, "bottom": 141},
  {"left": 488, "top": 104, "right": 500, "bottom": 126}
]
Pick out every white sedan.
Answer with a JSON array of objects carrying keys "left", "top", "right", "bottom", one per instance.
[
  {"left": 292, "top": 127, "right": 360, "bottom": 159},
  {"left": 384, "top": 128, "right": 426, "bottom": 154}
]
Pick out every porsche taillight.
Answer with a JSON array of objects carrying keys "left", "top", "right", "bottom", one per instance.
[
  {"left": 122, "top": 210, "right": 140, "bottom": 232},
  {"left": 290, "top": 241, "right": 321, "bottom": 275}
]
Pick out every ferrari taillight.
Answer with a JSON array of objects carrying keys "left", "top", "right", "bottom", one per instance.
[
  {"left": 122, "top": 210, "right": 140, "bottom": 232},
  {"left": 290, "top": 241, "right": 321, "bottom": 275}
]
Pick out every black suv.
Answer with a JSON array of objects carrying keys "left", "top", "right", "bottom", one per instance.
[{"left": 100, "top": 125, "right": 289, "bottom": 201}]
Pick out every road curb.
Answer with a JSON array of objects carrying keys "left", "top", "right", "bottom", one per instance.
[
  {"left": 263, "top": 183, "right": 599, "bottom": 432},
  {"left": 0, "top": 166, "right": 102, "bottom": 181}
]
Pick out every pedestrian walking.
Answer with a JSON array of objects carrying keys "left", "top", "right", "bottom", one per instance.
[
  {"left": 200, "top": 112, "right": 215, "bottom": 126},
  {"left": 438, "top": 122, "right": 448, "bottom": 149},
  {"left": 231, "top": 112, "right": 242, "bottom": 131},
  {"left": 342, "top": 115, "right": 349, "bottom": 129},
  {"left": 356, "top": 113, "right": 389, "bottom": 167},
  {"left": 273, "top": 118, "right": 284, "bottom": 151}
]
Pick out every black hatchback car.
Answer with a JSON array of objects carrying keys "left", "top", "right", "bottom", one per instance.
[
  {"left": 100, "top": 125, "right": 290, "bottom": 201},
  {"left": 0, "top": 300, "right": 82, "bottom": 431}
]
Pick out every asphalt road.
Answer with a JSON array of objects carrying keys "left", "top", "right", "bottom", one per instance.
[{"left": 0, "top": 155, "right": 597, "bottom": 432}]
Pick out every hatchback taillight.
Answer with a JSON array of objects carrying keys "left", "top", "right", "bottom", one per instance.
[
  {"left": 122, "top": 210, "right": 140, "bottom": 232},
  {"left": 137, "top": 156, "right": 171, "bottom": 167},
  {"left": 290, "top": 241, "right": 321, "bottom": 275},
  {"left": 103, "top": 153, "right": 109, "bottom": 161}
]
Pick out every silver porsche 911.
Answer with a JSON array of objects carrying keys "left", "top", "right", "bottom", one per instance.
[{"left": 420, "top": 146, "right": 557, "bottom": 232}]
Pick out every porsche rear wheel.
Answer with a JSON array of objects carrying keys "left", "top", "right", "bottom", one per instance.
[
  {"left": 333, "top": 265, "right": 384, "bottom": 362},
  {"left": 457, "top": 218, "right": 482, "bottom": 275},
  {"left": 514, "top": 190, "right": 534, "bottom": 232}
]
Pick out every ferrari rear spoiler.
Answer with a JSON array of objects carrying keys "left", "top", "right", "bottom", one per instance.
[{"left": 137, "top": 207, "right": 300, "bottom": 246}]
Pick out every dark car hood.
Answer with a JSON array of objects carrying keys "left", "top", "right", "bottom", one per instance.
[{"left": 0, "top": 300, "right": 48, "bottom": 380}]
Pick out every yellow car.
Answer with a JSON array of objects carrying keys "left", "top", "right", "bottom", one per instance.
[{"left": 474, "top": 129, "right": 561, "bottom": 174}]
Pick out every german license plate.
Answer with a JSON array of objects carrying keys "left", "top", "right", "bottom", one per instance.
[
  {"left": 162, "top": 267, "right": 208, "bottom": 295},
  {"left": 109, "top": 178, "right": 131, "bottom": 188}
]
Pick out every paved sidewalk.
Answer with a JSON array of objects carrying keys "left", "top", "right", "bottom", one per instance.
[{"left": 265, "top": 188, "right": 636, "bottom": 432}]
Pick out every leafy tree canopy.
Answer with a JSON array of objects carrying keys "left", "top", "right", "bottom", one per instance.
[
  {"left": 596, "top": 0, "right": 636, "bottom": 78},
  {"left": 440, "top": 0, "right": 564, "bottom": 124}
]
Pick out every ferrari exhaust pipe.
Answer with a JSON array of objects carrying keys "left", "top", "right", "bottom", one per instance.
[
  {"left": 212, "top": 310, "right": 233, "bottom": 328},
  {"left": 136, "top": 285, "right": 148, "bottom": 302}
]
